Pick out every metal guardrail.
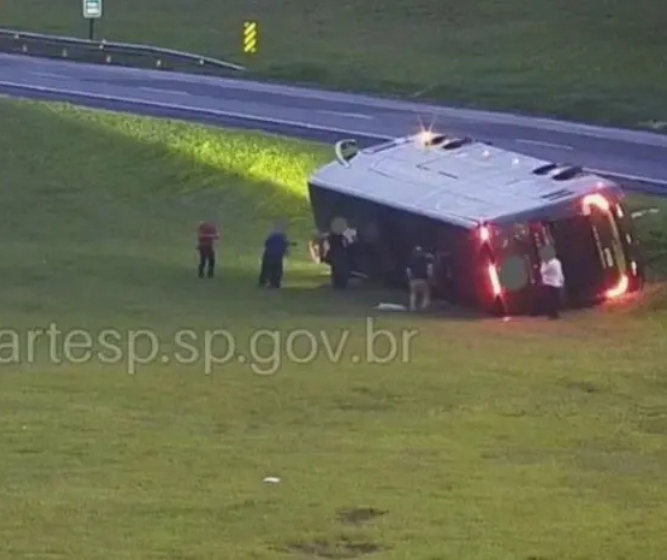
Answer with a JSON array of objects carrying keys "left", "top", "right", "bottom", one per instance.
[{"left": 0, "top": 28, "right": 246, "bottom": 75}]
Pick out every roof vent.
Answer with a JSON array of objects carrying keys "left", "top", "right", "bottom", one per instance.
[
  {"left": 552, "top": 166, "right": 584, "bottom": 181},
  {"left": 442, "top": 137, "right": 473, "bottom": 150},
  {"left": 541, "top": 188, "right": 573, "bottom": 200},
  {"left": 532, "top": 163, "right": 558, "bottom": 175},
  {"left": 423, "top": 134, "right": 448, "bottom": 146}
]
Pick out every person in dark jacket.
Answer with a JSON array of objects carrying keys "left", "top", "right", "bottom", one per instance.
[
  {"left": 327, "top": 217, "right": 352, "bottom": 289},
  {"left": 258, "top": 222, "right": 290, "bottom": 288},
  {"left": 197, "top": 220, "right": 219, "bottom": 278},
  {"left": 327, "top": 231, "right": 349, "bottom": 289},
  {"left": 406, "top": 246, "right": 434, "bottom": 311}
]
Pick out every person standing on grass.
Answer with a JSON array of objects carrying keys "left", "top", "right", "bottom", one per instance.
[
  {"left": 327, "top": 217, "right": 353, "bottom": 289},
  {"left": 406, "top": 246, "right": 433, "bottom": 311},
  {"left": 258, "top": 221, "right": 290, "bottom": 288},
  {"left": 327, "top": 229, "right": 350, "bottom": 289},
  {"left": 197, "top": 220, "right": 219, "bottom": 278},
  {"left": 539, "top": 246, "right": 565, "bottom": 319}
]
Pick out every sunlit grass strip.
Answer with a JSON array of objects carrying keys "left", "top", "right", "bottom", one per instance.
[{"left": 37, "top": 101, "right": 331, "bottom": 196}]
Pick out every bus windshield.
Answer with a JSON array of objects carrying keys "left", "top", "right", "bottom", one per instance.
[
  {"left": 582, "top": 195, "right": 630, "bottom": 297},
  {"left": 547, "top": 194, "right": 632, "bottom": 305}
]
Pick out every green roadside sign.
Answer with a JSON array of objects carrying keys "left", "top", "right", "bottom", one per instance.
[{"left": 83, "top": 0, "right": 102, "bottom": 19}]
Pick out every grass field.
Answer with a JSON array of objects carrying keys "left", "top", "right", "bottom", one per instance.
[
  {"left": 2, "top": 0, "right": 667, "bottom": 127},
  {"left": 2, "top": 97, "right": 667, "bottom": 559}
]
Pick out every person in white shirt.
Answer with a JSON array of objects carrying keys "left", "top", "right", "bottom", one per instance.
[{"left": 539, "top": 248, "right": 565, "bottom": 319}]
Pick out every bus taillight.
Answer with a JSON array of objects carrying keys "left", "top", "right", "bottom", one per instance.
[
  {"left": 582, "top": 193, "right": 610, "bottom": 215},
  {"left": 479, "top": 225, "right": 490, "bottom": 242},
  {"left": 605, "top": 274, "right": 629, "bottom": 299},
  {"left": 488, "top": 263, "right": 502, "bottom": 296}
]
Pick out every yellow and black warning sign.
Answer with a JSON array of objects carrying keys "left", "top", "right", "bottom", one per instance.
[{"left": 243, "top": 21, "right": 258, "bottom": 54}]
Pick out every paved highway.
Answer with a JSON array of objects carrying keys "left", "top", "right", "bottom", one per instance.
[{"left": 1, "top": 53, "right": 666, "bottom": 195}]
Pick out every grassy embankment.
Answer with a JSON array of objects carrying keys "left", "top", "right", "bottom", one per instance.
[{"left": 1, "top": 98, "right": 667, "bottom": 559}]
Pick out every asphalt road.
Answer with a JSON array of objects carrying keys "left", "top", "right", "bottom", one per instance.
[{"left": 1, "top": 53, "right": 666, "bottom": 195}]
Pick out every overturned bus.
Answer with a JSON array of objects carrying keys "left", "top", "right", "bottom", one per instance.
[{"left": 307, "top": 131, "right": 644, "bottom": 315}]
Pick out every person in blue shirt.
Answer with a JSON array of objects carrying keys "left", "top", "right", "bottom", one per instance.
[{"left": 258, "top": 221, "right": 290, "bottom": 288}]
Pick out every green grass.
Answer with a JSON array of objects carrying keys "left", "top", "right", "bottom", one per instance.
[
  {"left": 2, "top": 1, "right": 667, "bottom": 127},
  {"left": 2, "top": 97, "right": 667, "bottom": 559}
]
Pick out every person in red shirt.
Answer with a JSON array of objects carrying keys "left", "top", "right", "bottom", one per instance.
[{"left": 197, "top": 220, "right": 219, "bottom": 278}]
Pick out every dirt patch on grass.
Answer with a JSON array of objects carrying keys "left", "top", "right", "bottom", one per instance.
[
  {"left": 285, "top": 536, "right": 381, "bottom": 558},
  {"left": 336, "top": 507, "right": 386, "bottom": 525},
  {"left": 561, "top": 379, "right": 603, "bottom": 394},
  {"left": 636, "top": 404, "right": 667, "bottom": 435},
  {"left": 481, "top": 446, "right": 557, "bottom": 466}
]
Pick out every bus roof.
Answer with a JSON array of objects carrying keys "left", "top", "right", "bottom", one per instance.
[{"left": 308, "top": 132, "right": 623, "bottom": 229}]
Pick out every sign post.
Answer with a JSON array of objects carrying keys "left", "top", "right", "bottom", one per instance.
[{"left": 83, "top": 0, "right": 102, "bottom": 40}]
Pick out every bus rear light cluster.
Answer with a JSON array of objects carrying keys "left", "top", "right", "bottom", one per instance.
[
  {"left": 605, "top": 274, "right": 629, "bottom": 299},
  {"left": 488, "top": 263, "right": 502, "bottom": 297},
  {"left": 582, "top": 193, "right": 610, "bottom": 215}
]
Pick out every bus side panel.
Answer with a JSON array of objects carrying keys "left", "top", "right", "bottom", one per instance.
[
  {"left": 433, "top": 228, "right": 481, "bottom": 308},
  {"left": 308, "top": 183, "right": 342, "bottom": 232},
  {"left": 309, "top": 183, "right": 388, "bottom": 280},
  {"left": 308, "top": 183, "right": 482, "bottom": 307}
]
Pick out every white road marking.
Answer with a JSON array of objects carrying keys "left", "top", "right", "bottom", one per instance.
[
  {"left": 516, "top": 138, "right": 573, "bottom": 150},
  {"left": 139, "top": 86, "right": 190, "bottom": 95},
  {"left": 588, "top": 168, "right": 667, "bottom": 186},
  {"left": 318, "top": 110, "right": 373, "bottom": 120},
  {"left": 29, "top": 71, "right": 66, "bottom": 79}
]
